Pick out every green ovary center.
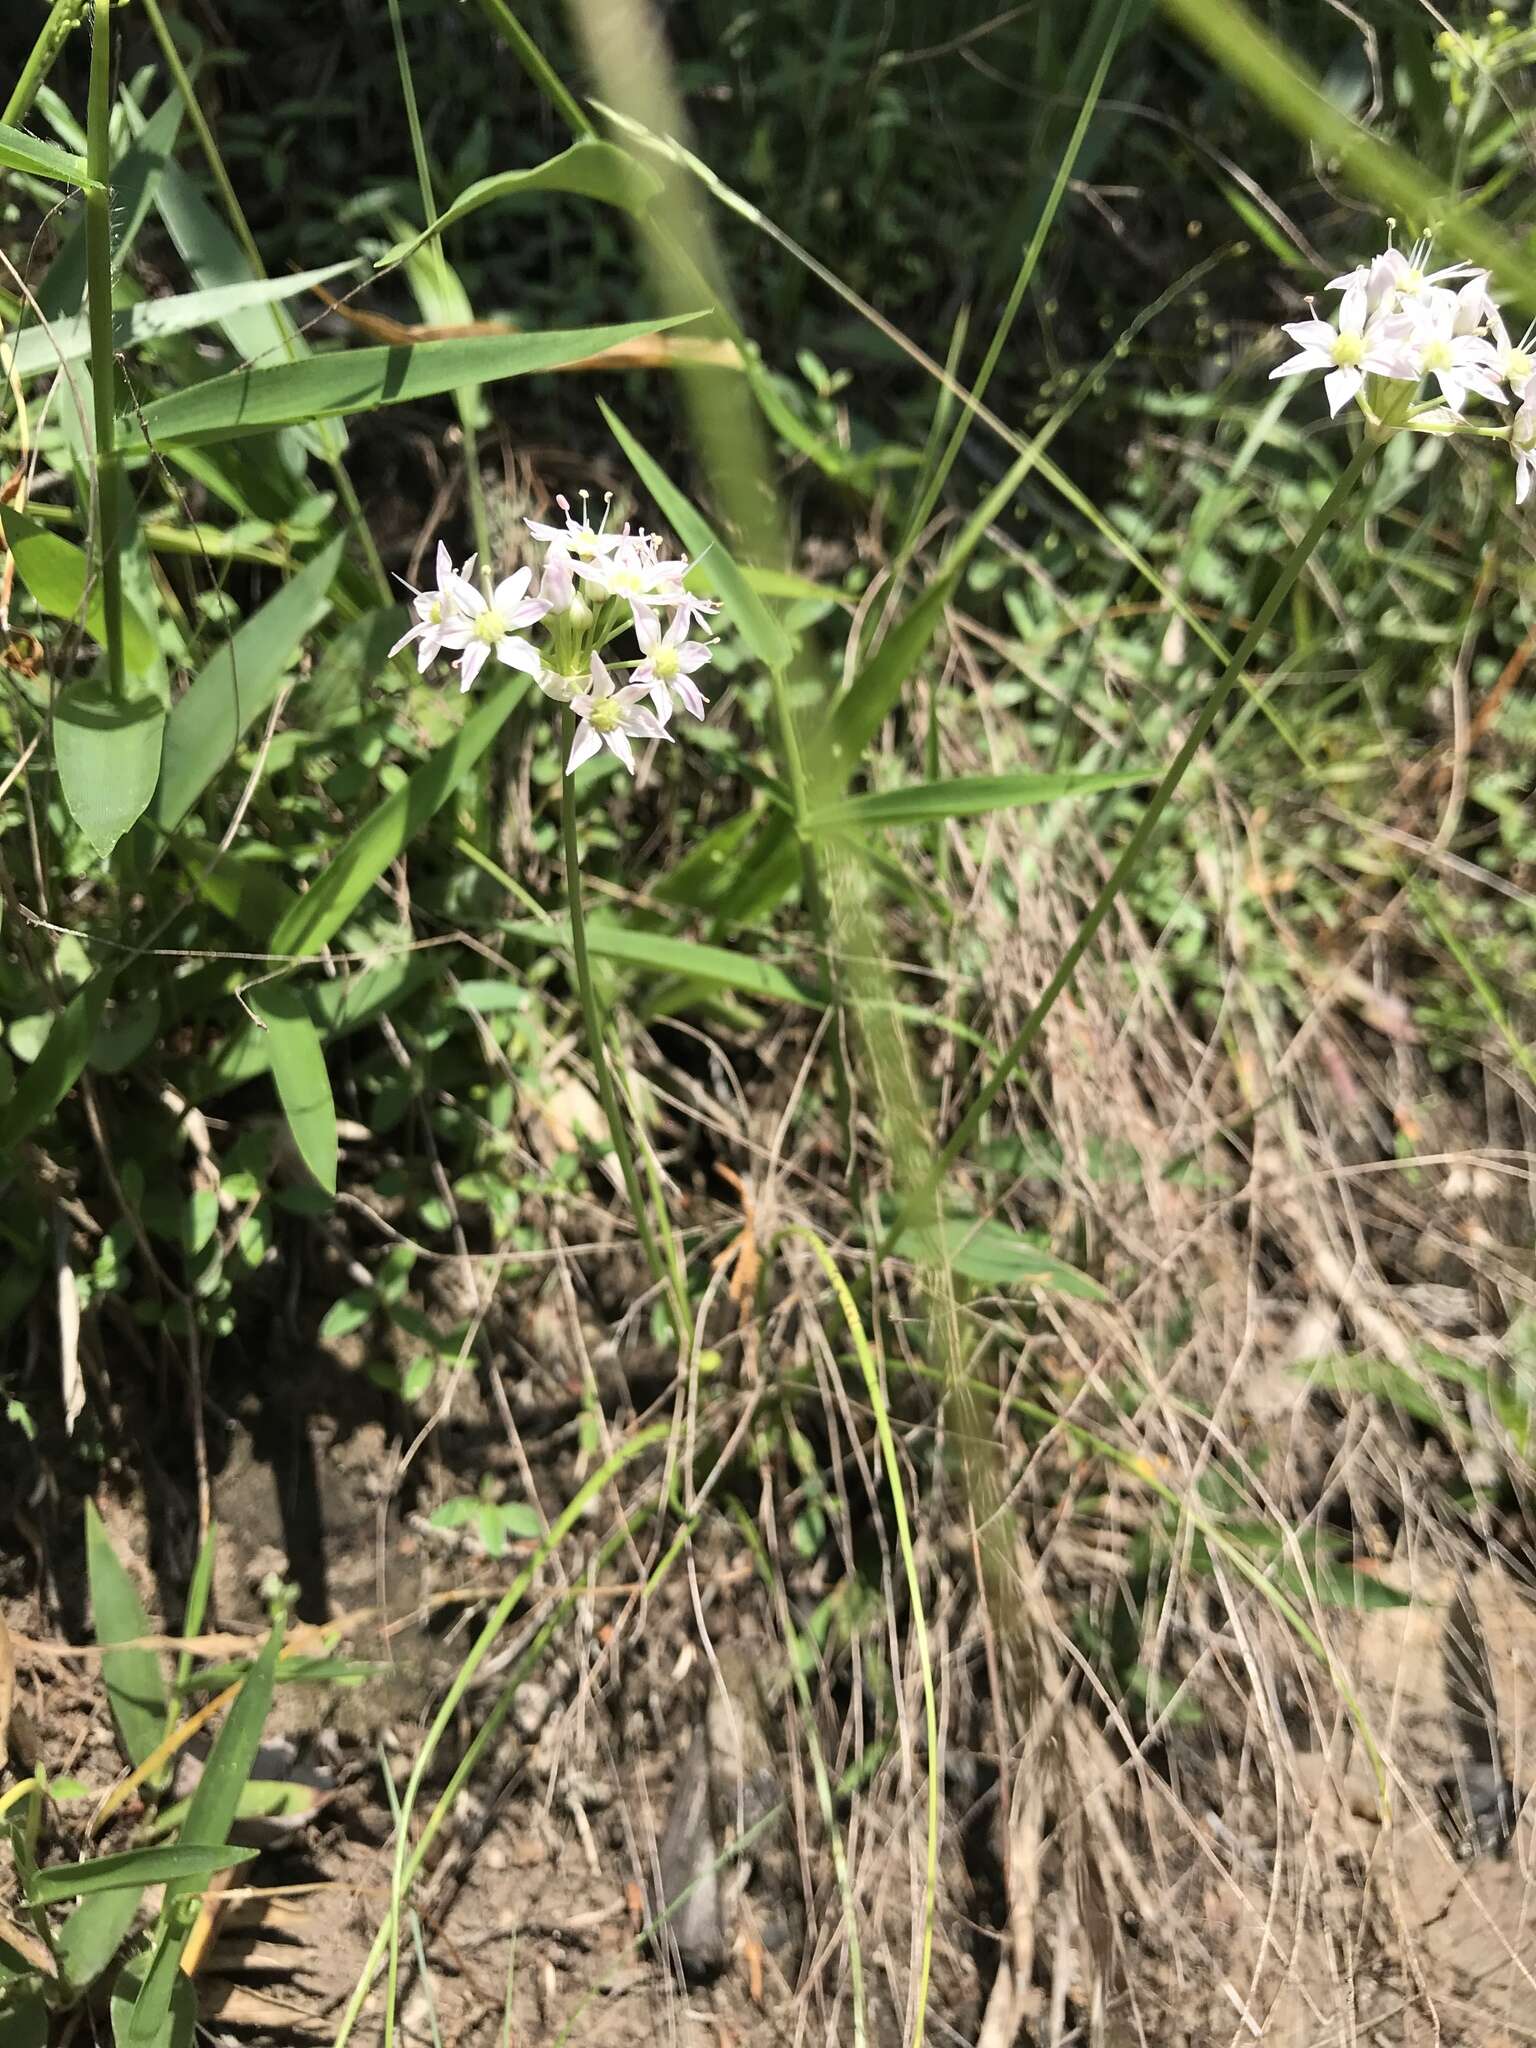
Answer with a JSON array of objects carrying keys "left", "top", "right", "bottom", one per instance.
[
  {"left": 1331, "top": 333, "right": 1365, "bottom": 368},
  {"left": 426, "top": 599, "right": 442, "bottom": 624},
  {"left": 472, "top": 609, "right": 505, "bottom": 645},
  {"left": 1509, "top": 349, "right": 1533, "bottom": 384},
  {"left": 1421, "top": 339, "right": 1452, "bottom": 373},
  {"left": 652, "top": 646, "right": 680, "bottom": 680},
  {"left": 1400, "top": 268, "right": 1424, "bottom": 294},
  {"left": 589, "top": 698, "right": 624, "bottom": 734}
]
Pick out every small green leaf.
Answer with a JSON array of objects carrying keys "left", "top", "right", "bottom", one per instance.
[
  {"left": 0, "top": 971, "right": 114, "bottom": 1152},
  {"left": 807, "top": 769, "right": 1151, "bottom": 832},
  {"left": 152, "top": 536, "right": 345, "bottom": 832},
  {"left": 0, "top": 119, "right": 93, "bottom": 188},
  {"left": 319, "top": 1292, "right": 373, "bottom": 1340},
  {"left": 85, "top": 1501, "right": 170, "bottom": 1771},
  {"left": 111, "top": 1946, "right": 195, "bottom": 2048},
  {"left": 892, "top": 1213, "right": 1105, "bottom": 1300},
  {"left": 28, "top": 1844, "right": 257, "bottom": 1907},
  {"left": 380, "top": 140, "right": 660, "bottom": 267},
  {"left": 54, "top": 686, "right": 166, "bottom": 858},
  {"left": 56, "top": 1885, "right": 141, "bottom": 1996},
  {"left": 133, "top": 317, "right": 697, "bottom": 446},
  {"left": 0, "top": 509, "right": 157, "bottom": 674},
  {"left": 500, "top": 918, "right": 824, "bottom": 1007},
  {"left": 252, "top": 985, "right": 337, "bottom": 1195}
]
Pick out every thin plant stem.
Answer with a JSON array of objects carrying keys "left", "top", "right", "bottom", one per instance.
[
  {"left": 471, "top": 0, "right": 594, "bottom": 138},
  {"left": 138, "top": 0, "right": 391, "bottom": 601},
  {"left": 3, "top": 0, "right": 85, "bottom": 128},
  {"left": 84, "top": 0, "right": 124, "bottom": 705},
  {"left": 883, "top": 434, "right": 1376, "bottom": 1251},
  {"left": 559, "top": 711, "right": 681, "bottom": 1335}
]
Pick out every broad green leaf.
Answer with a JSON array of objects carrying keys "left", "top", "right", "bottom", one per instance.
[
  {"left": 269, "top": 673, "right": 529, "bottom": 958},
  {"left": 0, "top": 969, "right": 114, "bottom": 1152},
  {"left": 39, "top": 95, "right": 186, "bottom": 337},
  {"left": 893, "top": 1213, "right": 1105, "bottom": 1301},
  {"left": 177, "top": 839, "right": 302, "bottom": 940},
  {"left": 142, "top": 1778, "right": 321, "bottom": 1844},
  {"left": 0, "top": 119, "right": 92, "bottom": 187},
  {"left": 0, "top": 1987, "right": 47, "bottom": 2048},
  {"left": 55, "top": 687, "right": 166, "bottom": 859},
  {"left": 4, "top": 262, "right": 361, "bottom": 381},
  {"left": 120, "top": 1621, "right": 284, "bottom": 2048},
  {"left": 0, "top": 509, "right": 157, "bottom": 676},
  {"left": 808, "top": 769, "right": 1150, "bottom": 831},
  {"left": 56, "top": 1887, "right": 144, "bottom": 1998},
  {"left": 151, "top": 535, "right": 345, "bottom": 831},
  {"left": 598, "top": 401, "right": 792, "bottom": 672},
  {"left": 201, "top": 956, "right": 433, "bottom": 1094},
  {"left": 252, "top": 986, "right": 337, "bottom": 1194},
  {"left": 133, "top": 317, "right": 697, "bottom": 447},
  {"left": 85, "top": 1501, "right": 170, "bottom": 1771},
  {"left": 500, "top": 918, "right": 825, "bottom": 1008},
  {"left": 28, "top": 1845, "right": 257, "bottom": 1907},
  {"left": 380, "top": 140, "right": 661, "bottom": 267}
]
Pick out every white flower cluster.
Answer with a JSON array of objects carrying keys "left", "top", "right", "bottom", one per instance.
[
  {"left": 391, "top": 492, "right": 718, "bottom": 774},
  {"left": 1271, "top": 237, "right": 1536, "bottom": 500}
]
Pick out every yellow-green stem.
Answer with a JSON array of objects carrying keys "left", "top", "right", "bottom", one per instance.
[
  {"left": 560, "top": 711, "right": 682, "bottom": 1336},
  {"left": 84, "top": 0, "right": 124, "bottom": 704},
  {"left": 3, "top": 0, "right": 85, "bottom": 127}
]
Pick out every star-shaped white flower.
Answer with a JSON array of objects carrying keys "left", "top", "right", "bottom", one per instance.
[
  {"left": 1270, "top": 282, "right": 1419, "bottom": 417},
  {"left": 1331, "top": 239, "right": 1480, "bottom": 316},
  {"left": 566, "top": 652, "right": 671, "bottom": 775},
  {"left": 1487, "top": 304, "right": 1536, "bottom": 405},
  {"left": 525, "top": 492, "right": 625, "bottom": 560},
  {"left": 438, "top": 566, "right": 549, "bottom": 691},
  {"left": 1403, "top": 277, "right": 1504, "bottom": 413},
  {"left": 389, "top": 541, "right": 468, "bottom": 672},
  {"left": 632, "top": 603, "right": 712, "bottom": 722},
  {"left": 574, "top": 537, "right": 692, "bottom": 610}
]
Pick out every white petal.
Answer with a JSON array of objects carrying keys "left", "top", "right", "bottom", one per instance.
[
  {"left": 632, "top": 602, "right": 660, "bottom": 652},
  {"left": 1517, "top": 459, "right": 1532, "bottom": 507},
  {"left": 625, "top": 707, "right": 668, "bottom": 741},
  {"left": 603, "top": 729, "right": 636, "bottom": 774},
  {"left": 674, "top": 678, "right": 708, "bottom": 720},
  {"left": 492, "top": 569, "right": 531, "bottom": 609},
  {"left": 435, "top": 539, "right": 453, "bottom": 586},
  {"left": 1323, "top": 366, "right": 1362, "bottom": 416},
  {"left": 459, "top": 640, "right": 490, "bottom": 688},
  {"left": 495, "top": 635, "right": 543, "bottom": 679},
  {"left": 1338, "top": 282, "right": 1368, "bottom": 337},
  {"left": 1269, "top": 351, "right": 1325, "bottom": 381},
  {"left": 388, "top": 622, "right": 422, "bottom": 658},
  {"left": 567, "top": 722, "right": 603, "bottom": 772}
]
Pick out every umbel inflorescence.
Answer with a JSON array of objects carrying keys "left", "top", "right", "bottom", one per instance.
[
  {"left": 1272, "top": 234, "right": 1536, "bottom": 499},
  {"left": 392, "top": 493, "right": 718, "bottom": 774}
]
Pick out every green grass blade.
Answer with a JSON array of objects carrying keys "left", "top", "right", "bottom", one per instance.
[
  {"left": 5, "top": 262, "right": 361, "bottom": 380},
  {"left": 29, "top": 1845, "right": 258, "bottom": 1907},
  {"left": 379, "top": 139, "right": 660, "bottom": 268},
  {"left": 500, "top": 917, "right": 825, "bottom": 1006},
  {"left": 251, "top": 986, "right": 338, "bottom": 1195},
  {"left": 0, "top": 971, "right": 115, "bottom": 1153},
  {"left": 0, "top": 116, "right": 93, "bottom": 186},
  {"left": 200, "top": 957, "right": 434, "bottom": 1094},
  {"left": 891, "top": 1214, "right": 1105, "bottom": 1300},
  {"left": 85, "top": 1500, "right": 170, "bottom": 1771},
  {"left": 151, "top": 535, "right": 345, "bottom": 832},
  {"left": 132, "top": 316, "right": 699, "bottom": 447},
  {"left": 269, "top": 673, "right": 531, "bottom": 959},
  {"left": 807, "top": 769, "right": 1150, "bottom": 831}
]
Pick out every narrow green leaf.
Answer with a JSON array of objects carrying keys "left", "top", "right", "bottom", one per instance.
[
  {"left": 0, "top": 1986, "right": 47, "bottom": 2048},
  {"left": 84, "top": 1501, "right": 170, "bottom": 1771},
  {"left": 501, "top": 918, "right": 824, "bottom": 1007},
  {"left": 598, "top": 401, "right": 792, "bottom": 672},
  {"left": 28, "top": 1845, "right": 258, "bottom": 1907},
  {"left": 200, "top": 956, "right": 434, "bottom": 1095},
  {"left": 111, "top": 1946, "right": 195, "bottom": 2048},
  {"left": 0, "top": 970, "right": 114, "bottom": 1152},
  {"left": 133, "top": 317, "right": 697, "bottom": 447},
  {"left": 55, "top": 687, "right": 166, "bottom": 858},
  {"left": 269, "top": 672, "right": 528, "bottom": 958},
  {"left": 808, "top": 769, "right": 1151, "bottom": 831},
  {"left": 4, "top": 262, "right": 361, "bottom": 381},
  {"left": 892, "top": 1213, "right": 1105, "bottom": 1300},
  {"left": 0, "top": 118, "right": 93, "bottom": 188},
  {"left": 0, "top": 509, "right": 157, "bottom": 675},
  {"left": 120, "top": 1621, "right": 284, "bottom": 2048},
  {"left": 252, "top": 987, "right": 337, "bottom": 1194},
  {"left": 380, "top": 139, "right": 661, "bottom": 267},
  {"left": 151, "top": 535, "right": 344, "bottom": 831}
]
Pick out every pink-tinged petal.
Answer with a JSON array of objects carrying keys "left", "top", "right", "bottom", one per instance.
[
  {"left": 492, "top": 569, "right": 531, "bottom": 610},
  {"left": 587, "top": 653, "right": 615, "bottom": 698},
  {"left": 673, "top": 678, "right": 708, "bottom": 720},
  {"left": 603, "top": 729, "right": 636, "bottom": 774},
  {"left": 494, "top": 636, "right": 544, "bottom": 679},
  {"left": 447, "top": 576, "right": 485, "bottom": 615},
  {"left": 632, "top": 603, "right": 660, "bottom": 653},
  {"left": 389, "top": 622, "right": 422, "bottom": 659},
  {"left": 435, "top": 539, "right": 453, "bottom": 586},
  {"left": 567, "top": 722, "right": 604, "bottom": 772},
  {"left": 676, "top": 643, "right": 711, "bottom": 674},
  {"left": 1326, "top": 265, "right": 1365, "bottom": 292},
  {"left": 1323, "top": 366, "right": 1362, "bottom": 416},
  {"left": 459, "top": 640, "right": 491, "bottom": 689},
  {"left": 1280, "top": 320, "right": 1335, "bottom": 351},
  {"left": 1269, "top": 351, "right": 1324, "bottom": 381},
  {"left": 505, "top": 596, "right": 550, "bottom": 630},
  {"left": 627, "top": 707, "right": 669, "bottom": 741},
  {"left": 417, "top": 634, "right": 442, "bottom": 673},
  {"left": 646, "top": 682, "right": 672, "bottom": 723},
  {"left": 613, "top": 681, "right": 654, "bottom": 708}
]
